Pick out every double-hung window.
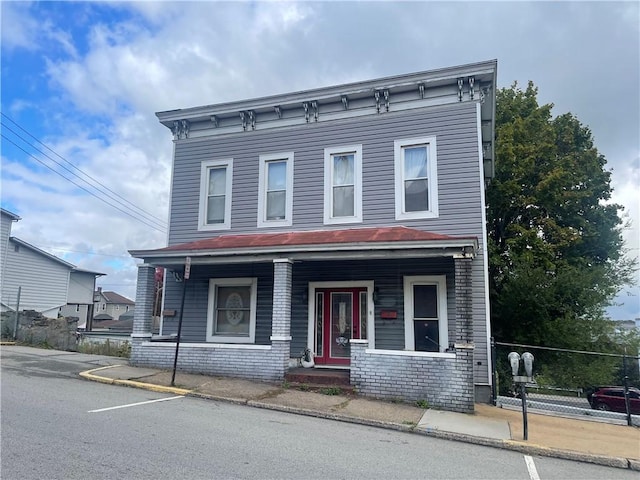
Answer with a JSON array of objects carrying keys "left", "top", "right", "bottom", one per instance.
[
  {"left": 258, "top": 152, "right": 294, "bottom": 227},
  {"left": 324, "top": 145, "right": 362, "bottom": 224},
  {"left": 198, "top": 159, "right": 233, "bottom": 230},
  {"left": 206, "top": 277, "right": 257, "bottom": 343},
  {"left": 394, "top": 137, "right": 438, "bottom": 219},
  {"left": 403, "top": 275, "right": 448, "bottom": 352}
]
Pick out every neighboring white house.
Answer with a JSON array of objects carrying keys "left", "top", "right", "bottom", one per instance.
[
  {"left": 0, "top": 208, "right": 103, "bottom": 322},
  {"left": 93, "top": 287, "right": 135, "bottom": 322}
]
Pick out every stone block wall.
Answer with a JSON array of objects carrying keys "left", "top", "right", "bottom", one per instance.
[
  {"left": 350, "top": 340, "right": 475, "bottom": 413},
  {"left": 130, "top": 341, "right": 286, "bottom": 382}
]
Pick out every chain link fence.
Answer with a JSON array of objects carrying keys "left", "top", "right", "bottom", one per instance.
[{"left": 492, "top": 340, "right": 640, "bottom": 426}]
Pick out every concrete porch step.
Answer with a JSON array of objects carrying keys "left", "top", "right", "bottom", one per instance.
[{"left": 285, "top": 368, "right": 354, "bottom": 394}]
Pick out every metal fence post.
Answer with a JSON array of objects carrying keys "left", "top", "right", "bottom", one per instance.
[
  {"left": 12, "top": 286, "right": 21, "bottom": 340},
  {"left": 623, "top": 353, "right": 631, "bottom": 427}
]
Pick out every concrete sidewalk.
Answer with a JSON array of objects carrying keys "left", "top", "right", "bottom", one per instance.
[{"left": 80, "top": 364, "right": 640, "bottom": 471}]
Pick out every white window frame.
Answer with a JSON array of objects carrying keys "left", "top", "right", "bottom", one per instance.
[
  {"left": 206, "top": 277, "right": 257, "bottom": 343},
  {"left": 198, "top": 159, "right": 233, "bottom": 231},
  {"left": 323, "top": 144, "right": 363, "bottom": 225},
  {"left": 394, "top": 136, "right": 438, "bottom": 220},
  {"left": 403, "top": 275, "right": 448, "bottom": 353},
  {"left": 257, "top": 152, "right": 294, "bottom": 228}
]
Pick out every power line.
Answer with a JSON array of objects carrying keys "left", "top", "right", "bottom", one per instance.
[
  {"left": 2, "top": 113, "right": 167, "bottom": 225},
  {"left": 0, "top": 113, "right": 168, "bottom": 230},
  {"left": 43, "top": 247, "right": 135, "bottom": 259},
  {"left": 1, "top": 134, "right": 167, "bottom": 233}
]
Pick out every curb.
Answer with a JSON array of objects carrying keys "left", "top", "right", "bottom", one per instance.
[
  {"left": 79, "top": 366, "right": 191, "bottom": 396},
  {"left": 0, "top": 341, "right": 16, "bottom": 346},
  {"left": 79, "top": 366, "right": 638, "bottom": 471}
]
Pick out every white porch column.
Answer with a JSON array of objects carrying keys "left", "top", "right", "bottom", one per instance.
[{"left": 270, "top": 259, "right": 292, "bottom": 377}]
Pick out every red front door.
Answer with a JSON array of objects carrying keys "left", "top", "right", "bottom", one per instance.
[{"left": 314, "top": 288, "right": 367, "bottom": 366}]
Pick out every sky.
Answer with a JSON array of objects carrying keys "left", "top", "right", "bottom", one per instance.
[{"left": 1, "top": 1, "right": 638, "bottom": 320}]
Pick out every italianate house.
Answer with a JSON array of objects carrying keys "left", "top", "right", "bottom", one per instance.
[{"left": 130, "top": 60, "right": 497, "bottom": 412}]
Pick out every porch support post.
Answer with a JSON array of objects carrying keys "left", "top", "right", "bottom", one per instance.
[
  {"left": 453, "top": 254, "right": 475, "bottom": 410},
  {"left": 454, "top": 255, "right": 473, "bottom": 343},
  {"left": 270, "top": 258, "right": 293, "bottom": 378},
  {"left": 131, "top": 264, "right": 156, "bottom": 364}
]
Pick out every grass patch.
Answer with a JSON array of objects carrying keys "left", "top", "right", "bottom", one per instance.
[
  {"left": 77, "top": 339, "right": 131, "bottom": 358},
  {"left": 320, "top": 387, "right": 343, "bottom": 396},
  {"left": 415, "top": 399, "right": 430, "bottom": 409}
]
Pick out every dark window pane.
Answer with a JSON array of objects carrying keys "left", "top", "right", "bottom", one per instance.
[
  {"left": 414, "top": 320, "right": 439, "bottom": 352},
  {"left": 414, "top": 284, "right": 437, "bottom": 318},
  {"left": 405, "top": 179, "right": 429, "bottom": 212}
]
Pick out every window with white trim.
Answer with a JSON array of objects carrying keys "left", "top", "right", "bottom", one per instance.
[
  {"left": 206, "top": 277, "right": 257, "bottom": 343},
  {"left": 198, "top": 159, "right": 233, "bottom": 230},
  {"left": 403, "top": 275, "right": 448, "bottom": 352},
  {"left": 324, "top": 145, "right": 362, "bottom": 224},
  {"left": 258, "top": 152, "right": 294, "bottom": 227},
  {"left": 394, "top": 137, "right": 438, "bottom": 219}
]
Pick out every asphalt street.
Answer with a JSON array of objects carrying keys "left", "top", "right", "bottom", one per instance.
[{"left": 1, "top": 346, "right": 638, "bottom": 480}]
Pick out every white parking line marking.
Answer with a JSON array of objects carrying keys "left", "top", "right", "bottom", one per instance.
[
  {"left": 88, "top": 395, "right": 184, "bottom": 413},
  {"left": 524, "top": 455, "right": 540, "bottom": 480}
]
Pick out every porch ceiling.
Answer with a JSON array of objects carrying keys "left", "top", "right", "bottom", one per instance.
[{"left": 129, "top": 226, "right": 478, "bottom": 267}]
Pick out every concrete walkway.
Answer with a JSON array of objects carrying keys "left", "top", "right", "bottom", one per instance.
[{"left": 79, "top": 363, "right": 640, "bottom": 471}]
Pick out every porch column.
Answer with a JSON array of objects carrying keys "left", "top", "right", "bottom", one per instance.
[
  {"left": 270, "top": 258, "right": 293, "bottom": 378},
  {"left": 453, "top": 254, "right": 475, "bottom": 410},
  {"left": 454, "top": 255, "right": 473, "bottom": 343},
  {"left": 132, "top": 264, "right": 156, "bottom": 339}
]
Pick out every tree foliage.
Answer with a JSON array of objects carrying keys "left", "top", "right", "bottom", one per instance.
[{"left": 487, "top": 82, "right": 636, "bottom": 350}]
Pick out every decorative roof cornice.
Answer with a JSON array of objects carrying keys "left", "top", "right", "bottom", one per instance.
[{"left": 156, "top": 60, "right": 497, "bottom": 179}]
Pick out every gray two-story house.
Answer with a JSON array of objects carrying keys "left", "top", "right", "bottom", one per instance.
[{"left": 130, "top": 60, "right": 497, "bottom": 412}]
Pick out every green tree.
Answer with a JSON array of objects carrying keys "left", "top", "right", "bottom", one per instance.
[{"left": 487, "top": 82, "right": 636, "bottom": 350}]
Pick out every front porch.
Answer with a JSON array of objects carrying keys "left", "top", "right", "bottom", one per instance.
[{"left": 129, "top": 227, "right": 481, "bottom": 412}]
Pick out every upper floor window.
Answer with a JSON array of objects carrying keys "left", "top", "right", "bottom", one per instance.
[
  {"left": 198, "top": 159, "right": 233, "bottom": 231},
  {"left": 394, "top": 137, "right": 438, "bottom": 220},
  {"left": 324, "top": 144, "right": 363, "bottom": 224},
  {"left": 258, "top": 152, "right": 294, "bottom": 227}
]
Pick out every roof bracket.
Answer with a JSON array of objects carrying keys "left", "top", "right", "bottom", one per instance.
[
  {"left": 468, "top": 76, "right": 475, "bottom": 100},
  {"left": 240, "top": 112, "right": 247, "bottom": 131},
  {"left": 457, "top": 78, "right": 464, "bottom": 102},
  {"left": 302, "top": 102, "right": 309, "bottom": 122},
  {"left": 171, "top": 120, "right": 190, "bottom": 139},
  {"left": 311, "top": 101, "right": 319, "bottom": 122},
  {"left": 341, "top": 95, "right": 349, "bottom": 110},
  {"left": 374, "top": 90, "right": 381, "bottom": 113},
  {"left": 383, "top": 89, "right": 390, "bottom": 112}
]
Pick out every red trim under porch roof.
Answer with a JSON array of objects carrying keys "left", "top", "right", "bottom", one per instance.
[{"left": 130, "top": 226, "right": 477, "bottom": 258}]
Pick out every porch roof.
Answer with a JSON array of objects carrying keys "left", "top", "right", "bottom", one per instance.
[{"left": 130, "top": 227, "right": 478, "bottom": 266}]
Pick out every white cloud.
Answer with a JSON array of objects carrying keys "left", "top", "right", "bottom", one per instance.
[
  {"left": 2, "top": 1, "right": 638, "bottom": 314},
  {"left": 0, "top": 2, "right": 39, "bottom": 51}
]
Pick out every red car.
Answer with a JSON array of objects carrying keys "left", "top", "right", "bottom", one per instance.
[{"left": 589, "top": 386, "right": 640, "bottom": 414}]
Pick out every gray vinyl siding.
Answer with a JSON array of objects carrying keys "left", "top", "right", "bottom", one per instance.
[
  {"left": 162, "top": 263, "right": 274, "bottom": 345},
  {"left": 168, "top": 102, "right": 483, "bottom": 242},
  {"left": 2, "top": 239, "right": 70, "bottom": 312},
  {"left": 166, "top": 100, "right": 489, "bottom": 384}
]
